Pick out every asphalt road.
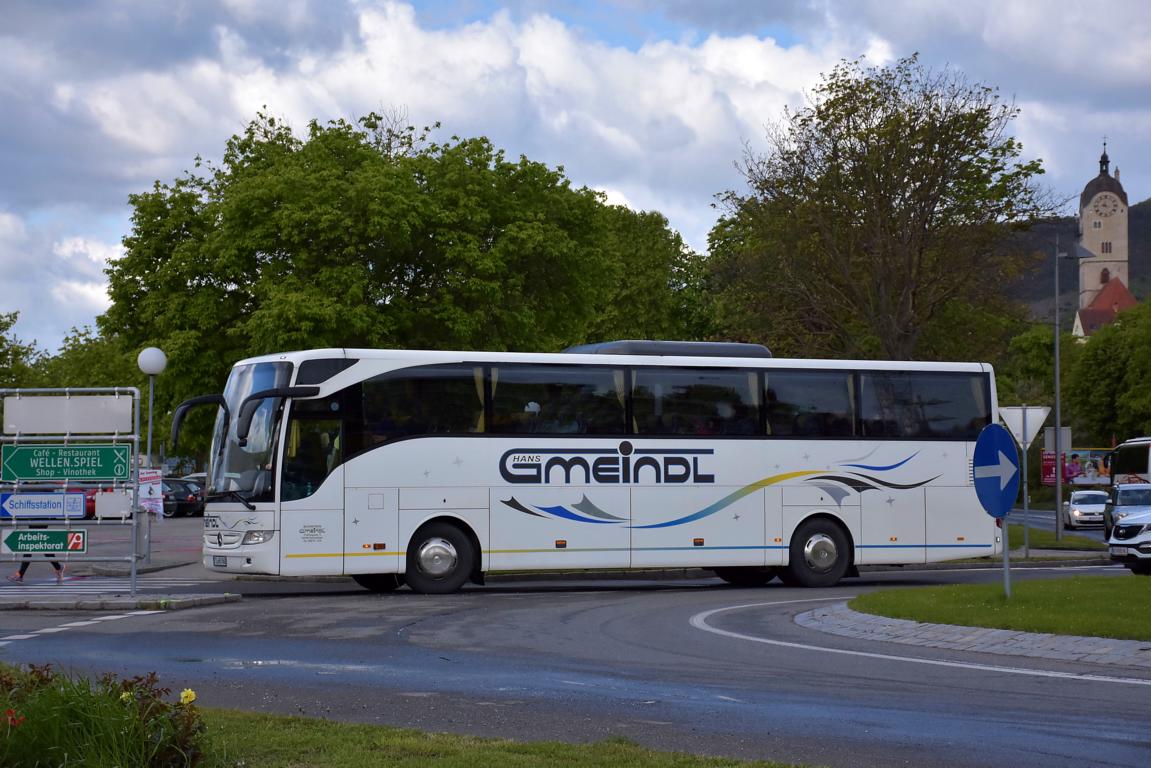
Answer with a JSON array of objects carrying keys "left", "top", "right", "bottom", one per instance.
[{"left": 1, "top": 518, "right": 1147, "bottom": 767}]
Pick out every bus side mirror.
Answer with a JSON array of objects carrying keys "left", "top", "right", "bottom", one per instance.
[
  {"left": 236, "top": 386, "right": 321, "bottom": 445},
  {"left": 171, "top": 395, "right": 230, "bottom": 452}
]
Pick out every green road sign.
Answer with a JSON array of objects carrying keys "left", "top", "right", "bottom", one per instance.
[
  {"left": 2, "top": 529, "right": 87, "bottom": 555},
  {"left": 1, "top": 444, "right": 131, "bottom": 482}
]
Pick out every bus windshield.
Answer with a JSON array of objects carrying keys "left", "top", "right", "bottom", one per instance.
[{"left": 210, "top": 361, "right": 293, "bottom": 501}]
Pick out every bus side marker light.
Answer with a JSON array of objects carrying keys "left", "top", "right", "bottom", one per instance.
[
  {"left": 373, "top": 543, "right": 387, "bottom": 550},
  {"left": 956, "top": 536, "right": 966, "bottom": 541},
  {"left": 693, "top": 538, "right": 705, "bottom": 547},
  {"left": 774, "top": 537, "right": 782, "bottom": 543},
  {"left": 362, "top": 544, "right": 371, "bottom": 549},
  {"left": 889, "top": 537, "right": 898, "bottom": 542},
  {"left": 555, "top": 540, "right": 567, "bottom": 549}
]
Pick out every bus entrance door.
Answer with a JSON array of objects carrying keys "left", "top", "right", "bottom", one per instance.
[{"left": 279, "top": 467, "right": 346, "bottom": 576}]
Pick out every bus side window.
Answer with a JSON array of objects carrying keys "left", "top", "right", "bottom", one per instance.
[{"left": 766, "top": 371, "right": 855, "bottom": 438}]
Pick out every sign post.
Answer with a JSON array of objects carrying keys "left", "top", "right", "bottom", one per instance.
[
  {"left": 972, "top": 423, "right": 1021, "bottom": 599},
  {"left": 998, "top": 405, "right": 1050, "bottom": 558}
]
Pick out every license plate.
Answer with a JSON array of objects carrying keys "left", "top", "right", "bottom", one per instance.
[
  {"left": 1110, "top": 546, "right": 1129, "bottom": 556},
  {"left": 212, "top": 556, "right": 228, "bottom": 567}
]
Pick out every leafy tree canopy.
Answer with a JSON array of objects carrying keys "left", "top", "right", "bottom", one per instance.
[
  {"left": 708, "top": 54, "right": 1051, "bottom": 360},
  {"left": 1066, "top": 302, "right": 1151, "bottom": 445},
  {"left": 100, "top": 111, "right": 700, "bottom": 452},
  {"left": 0, "top": 312, "right": 43, "bottom": 389}
]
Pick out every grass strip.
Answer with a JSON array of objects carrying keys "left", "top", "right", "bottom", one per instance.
[
  {"left": 199, "top": 709, "right": 812, "bottom": 768},
  {"left": 850, "top": 574, "right": 1151, "bottom": 640},
  {"left": 1006, "top": 523, "right": 1105, "bottom": 551}
]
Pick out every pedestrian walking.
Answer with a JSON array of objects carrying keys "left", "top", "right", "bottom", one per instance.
[{"left": 8, "top": 555, "right": 65, "bottom": 584}]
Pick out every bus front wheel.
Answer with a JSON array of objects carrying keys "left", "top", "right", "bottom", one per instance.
[
  {"left": 780, "top": 518, "right": 850, "bottom": 588},
  {"left": 405, "top": 522, "right": 476, "bottom": 594},
  {"left": 352, "top": 574, "right": 405, "bottom": 593}
]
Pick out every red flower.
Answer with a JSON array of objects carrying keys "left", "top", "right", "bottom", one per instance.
[{"left": 6, "top": 707, "right": 25, "bottom": 727}]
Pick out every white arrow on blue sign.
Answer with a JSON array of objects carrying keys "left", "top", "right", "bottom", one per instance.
[{"left": 972, "top": 423, "right": 1020, "bottom": 519}]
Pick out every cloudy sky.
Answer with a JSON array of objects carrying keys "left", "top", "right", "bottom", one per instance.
[{"left": 3, "top": 0, "right": 1149, "bottom": 353}]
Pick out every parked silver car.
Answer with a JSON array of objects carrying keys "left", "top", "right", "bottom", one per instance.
[
  {"left": 1103, "top": 483, "right": 1151, "bottom": 539},
  {"left": 1108, "top": 508, "right": 1151, "bottom": 575},
  {"left": 1063, "top": 489, "right": 1109, "bottom": 530}
]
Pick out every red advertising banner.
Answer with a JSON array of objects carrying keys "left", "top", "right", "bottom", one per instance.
[
  {"left": 1041, "top": 449, "right": 1111, "bottom": 486},
  {"left": 1041, "top": 450, "right": 1059, "bottom": 486}
]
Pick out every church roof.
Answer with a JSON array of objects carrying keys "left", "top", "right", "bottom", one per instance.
[
  {"left": 1081, "top": 148, "right": 1128, "bottom": 209},
  {"left": 1081, "top": 173, "right": 1128, "bottom": 210},
  {"left": 1075, "top": 277, "right": 1138, "bottom": 336}
]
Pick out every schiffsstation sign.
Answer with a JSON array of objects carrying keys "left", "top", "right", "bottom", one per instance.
[{"left": 1, "top": 444, "right": 131, "bottom": 482}]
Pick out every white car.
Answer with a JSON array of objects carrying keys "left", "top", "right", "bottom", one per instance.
[
  {"left": 1062, "top": 489, "right": 1108, "bottom": 529},
  {"left": 1109, "top": 508, "right": 1151, "bottom": 575}
]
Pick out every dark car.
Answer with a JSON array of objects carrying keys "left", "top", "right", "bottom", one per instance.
[{"left": 162, "top": 478, "right": 204, "bottom": 517}]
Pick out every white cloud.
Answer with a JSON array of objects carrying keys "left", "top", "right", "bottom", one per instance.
[{"left": 4, "top": 0, "right": 1151, "bottom": 351}]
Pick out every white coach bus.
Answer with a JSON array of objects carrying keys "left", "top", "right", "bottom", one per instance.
[{"left": 172, "top": 341, "right": 1002, "bottom": 594}]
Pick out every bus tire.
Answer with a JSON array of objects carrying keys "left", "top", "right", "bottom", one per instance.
[
  {"left": 714, "top": 567, "right": 777, "bottom": 587},
  {"left": 779, "top": 518, "right": 850, "bottom": 588},
  {"left": 351, "top": 573, "right": 405, "bottom": 593},
  {"left": 405, "top": 522, "right": 475, "bottom": 595}
]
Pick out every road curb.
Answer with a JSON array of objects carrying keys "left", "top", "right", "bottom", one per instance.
[{"left": 0, "top": 593, "right": 242, "bottom": 611}]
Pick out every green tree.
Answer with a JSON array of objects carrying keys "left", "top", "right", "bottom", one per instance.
[
  {"left": 1066, "top": 303, "right": 1151, "bottom": 445},
  {"left": 101, "top": 112, "right": 693, "bottom": 444},
  {"left": 32, "top": 327, "right": 137, "bottom": 389},
  {"left": 589, "top": 206, "right": 710, "bottom": 341},
  {"left": 710, "top": 54, "right": 1052, "bottom": 360},
  {"left": 0, "top": 312, "right": 43, "bottom": 388}
]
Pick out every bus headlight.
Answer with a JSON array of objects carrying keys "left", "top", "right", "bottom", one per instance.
[{"left": 242, "top": 530, "right": 275, "bottom": 545}]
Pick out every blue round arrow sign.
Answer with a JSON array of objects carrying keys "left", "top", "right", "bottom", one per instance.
[{"left": 972, "top": 423, "right": 1020, "bottom": 519}]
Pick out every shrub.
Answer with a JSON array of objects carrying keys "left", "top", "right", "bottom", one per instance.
[{"left": 0, "top": 663, "right": 205, "bottom": 767}]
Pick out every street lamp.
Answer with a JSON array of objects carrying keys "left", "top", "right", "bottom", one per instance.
[
  {"left": 1053, "top": 237, "right": 1093, "bottom": 542},
  {"left": 136, "top": 347, "right": 167, "bottom": 468}
]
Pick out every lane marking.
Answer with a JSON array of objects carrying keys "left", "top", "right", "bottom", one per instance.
[
  {"left": 689, "top": 599, "right": 1151, "bottom": 688},
  {"left": 0, "top": 610, "right": 166, "bottom": 647}
]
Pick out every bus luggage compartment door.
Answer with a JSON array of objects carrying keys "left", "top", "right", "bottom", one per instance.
[{"left": 344, "top": 487, "right": 400, "bottom": 575}]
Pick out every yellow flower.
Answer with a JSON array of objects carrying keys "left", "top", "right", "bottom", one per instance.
[
  {"left": 119, "top": 692, "right": 133, "bottom": 703},
  {"left": 179, "top": 688, "right": 197, "bottom": 705}
]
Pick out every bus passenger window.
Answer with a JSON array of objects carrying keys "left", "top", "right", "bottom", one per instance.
[
  {"left": 632, "top": 368, "right": 759, "bottom": 437},
  {"left": 764, "top": 371, "right": 855, "bottom": 438},
  {"left": 360, "top": 365, "right": 485, "bottom": 444},
  {"left": 490, "top": 365, "right": 624, "bottom": 435}
]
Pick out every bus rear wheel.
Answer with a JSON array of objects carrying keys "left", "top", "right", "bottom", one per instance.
[
  {"left": 405, "top": 522, "right": 475, "bottom": 595},
  {"left": 779, "top": 518, "right": 850, "bottom": 588},
  {"left": 714, "top": 567, "right": 778, "bottom": 587},
  {"left": 351, "top": 573, "right": 405, "bottom": 593}
]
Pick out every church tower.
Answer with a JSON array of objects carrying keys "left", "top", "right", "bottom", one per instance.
[{"left": 1078, "top": 144, "right": 1129, "bottom": 309}]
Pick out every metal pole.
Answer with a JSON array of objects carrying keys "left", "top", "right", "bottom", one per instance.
[
  {"left": 1022, "top": 405, "right": 1030, "bottom": 559},
  {"left": 145, "top": 373, "right": 155, "bottom": 562},
  {"left": 1054, "top": 237, "right": 1063, "bottom": 543},
  {"left": 146, "top": 373, "right": 155, "bottom": 469},
  {"left": 1002, "top": 510, "right": 1011, "bottom": 599}
]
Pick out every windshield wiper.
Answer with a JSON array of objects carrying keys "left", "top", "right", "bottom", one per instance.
[{"left": 208, "top": 490, "right": 256, "bottom": 511}]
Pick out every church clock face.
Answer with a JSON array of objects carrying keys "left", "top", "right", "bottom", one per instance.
[{"left": 1093, "top": 193, "right": 1120, "bottom": 217}]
